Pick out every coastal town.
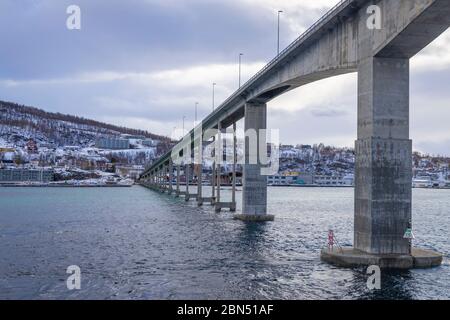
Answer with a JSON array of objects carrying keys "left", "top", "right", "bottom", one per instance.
[
  {"left": 1, "top": 100, "right": 449, "bottom": 188},
  {"left": 1, "top": 134, "right": 449, "bottom": 188}
]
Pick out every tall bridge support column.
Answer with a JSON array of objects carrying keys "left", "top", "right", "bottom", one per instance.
[
  {"left": 215, "top": 122, "right": 222, "bottom": 212},
  {"left": 175, "top": 165, "right": 181, "bottom": 197},
  {"left": 355, "top": 57, "right": 412, "bottom": 255},
  {"left": 162, "top": 166, "right": 168, "bottom": 193},
  {"left": 157, "top": 170, "right": 160, "bottom": 189},
  {"left": 215, "top": 122, "right": 237, "bottom": 212},
  {"left": 231, "top": 122, "right": 237, "bottom": 212},
  {"left": 161, "top": 168, "right": 164, "bottom": 192},
  {"left": 161, "top": 166, "right": 165, "bottom": 193},
  {"left": 234, "top": 102, "right": 273, "bottom": 222},
  {"left": 211, "top": 139, "right": 216, "bottom": 206},
  {"left": 185, "top": 163, "right": 190, "bottom": 201},
  {"left": 165, "top": 165, "right": 169, "bottom": 193},
  {"left": 168, "top": 160, "right": 173, "bottom": 195},
  {"left": 197, "top": 145, "right": 203, "bottom": 206}
]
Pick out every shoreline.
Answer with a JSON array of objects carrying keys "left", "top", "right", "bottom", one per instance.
[
  {"left": 0, "top": 184, "right": 133, "bottom": 188},
  {"left": 1, "top": 183, "right": 449, "bottom": 189}
]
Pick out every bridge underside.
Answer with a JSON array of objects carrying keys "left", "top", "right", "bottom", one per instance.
[{"left": 139, "top": 0, "right": 449, "bottom": 268}]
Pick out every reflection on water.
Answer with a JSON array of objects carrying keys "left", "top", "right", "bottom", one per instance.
[{"left": 0, "top": 186, "right": 448, "bottom": 300}]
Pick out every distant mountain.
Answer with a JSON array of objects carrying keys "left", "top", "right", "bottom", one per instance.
[{"left": 0, "top": 100, "right": 171, "bottom": 148}]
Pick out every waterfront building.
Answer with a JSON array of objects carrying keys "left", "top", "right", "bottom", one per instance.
[
  {"left": 313, "top": 174, "right": 354, "bottom": 186},
  {"left": 412, "top": 176, "right": 433, "bottom": 188},
  {"left": 142, "top": 139, "right": 157, "bottom": 147},
  {"left": 120, "top": 134, "right": 146, "bottom": 140},
  {"left": 267, "top": 173, "right": 314, "bottom": 186},
  {"left": 0, "top": 168, "right": 54, "bottom": 183},
  {"left": 115, "top": 165, "right": 145, "bottom": 180}
]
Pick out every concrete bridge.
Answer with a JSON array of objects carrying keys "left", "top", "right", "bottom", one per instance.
[{"left": 139, "top": 0, "right": 449, "bottom": 268}]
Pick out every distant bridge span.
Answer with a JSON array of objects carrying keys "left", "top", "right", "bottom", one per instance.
[{"left": 139, "top": 0, "right": 449, "bottom": 268}]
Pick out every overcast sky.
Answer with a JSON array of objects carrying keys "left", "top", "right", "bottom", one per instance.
[{"left": 0, "top": 0, "right": 449, "bottom": 155}]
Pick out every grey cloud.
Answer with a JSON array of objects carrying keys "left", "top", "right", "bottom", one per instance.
[
  {"left": 0, "top": 0, "right": 290, "bottom": 79},
  {"left": 0, "top": 1, "right": 449, "bottom": 155},
  {"left": 310, "top": 107, "right": 348, "bottom": 118}
]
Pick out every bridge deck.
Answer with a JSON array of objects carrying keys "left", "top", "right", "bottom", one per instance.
[{"left": 142, "top": 0, "right": 365, "bottom": 176}]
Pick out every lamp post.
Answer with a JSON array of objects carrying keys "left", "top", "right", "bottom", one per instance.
[
  {"left": 277, "top": 10, "right": 283, "bottom": 55},
  {"left": 182, "top": 116, "right": 186, "bottom": 136},
  {"left": 173, "top": 126, "right": 177, "bottom": 140},
  {"left": 239, "top": 53, "right": 243, "bottom": 88},
  {"left": 195, "top": 102, "right": 199, "bottom": 126},
  {"left": 212, "top": 83, "right": 216, "bottom": 111}
]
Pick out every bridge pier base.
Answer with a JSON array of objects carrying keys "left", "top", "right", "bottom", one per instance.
[
  {"left": 235, "top": 102, "right": 273, "bottom": 222},
  {"left": 321, "top": 247, "right": 443, "bottom": 269}
]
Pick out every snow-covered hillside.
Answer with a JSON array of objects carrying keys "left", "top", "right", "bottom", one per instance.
[
  {"left": 0, "top": 100, "right": 175, "bottom": 179},
  {"left": 0, "top": 100, "right": 170, "bottom": 148}
]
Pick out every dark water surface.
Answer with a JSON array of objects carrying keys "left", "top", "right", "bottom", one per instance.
[{"left": 0, "top": 186, "right": 449, "bottom": 299}]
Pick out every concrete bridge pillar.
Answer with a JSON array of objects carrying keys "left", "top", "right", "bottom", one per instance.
[
  {"left": 185, "top": 163, "right": 190, "bottom": 201},
  {"left": 215, "top": 122, "right": 222, "bottom": 212},
  {"left": 211, "top": 137, "right": 216, "bottom": 206},
  {"left": 175, "top": 164, "right": 180, "bottom": 197},
  {"left": 197, "top": 145, "right": 203, "bottom": 206},
  {"left": 157, "top": 169, "right": 160, "bottom": 189},
  {"left": 152, "top": 173, "right": 155, "bottom": 188},
  {"left": 355, "top": 57, "right": 412, "bottom": 255},
  {"left": 235, "top": 102, "right": 273, "bottom": 222},
  {"left": 166, "top": 165, "right": 170, "bottom": 192},
  {"left": 231, "top": 122, "right": 237, "bottom": 209},
  {"left": 168, "top": 160, "right": 173, "bottom": 195},
  {"left": 161, "top": 167, "right": 165, "bottom": 191}
]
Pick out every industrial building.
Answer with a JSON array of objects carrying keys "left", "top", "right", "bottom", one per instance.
[
  {"left": 0, "top": 168, "right": 54, "bottom": 183},
  {"left": 95, "top": 138, "right": 130, "bottom": 150}
]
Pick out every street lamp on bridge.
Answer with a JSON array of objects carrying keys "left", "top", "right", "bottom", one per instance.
[
  {"left": 212, "top": 83, "right": 216, "bottom": 111},
  {"left": 239, "top": 53, "right": 243, "bottom": 88},
  {"left": 277, "top": 10, "right": 283, "bottom": 56},
  {"left": 195, "top": 102, "right": 199, "bottom": 126}
]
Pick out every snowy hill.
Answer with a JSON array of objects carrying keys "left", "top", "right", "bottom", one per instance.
[{"left": 0, "top": 100, "right": 170, "bottom": 149}]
